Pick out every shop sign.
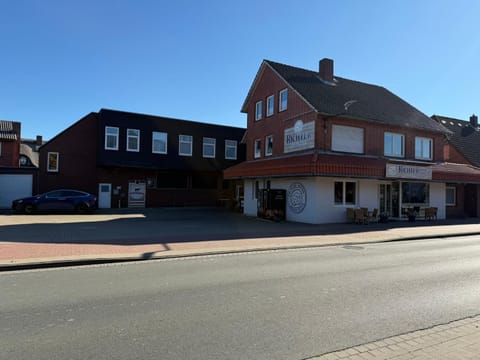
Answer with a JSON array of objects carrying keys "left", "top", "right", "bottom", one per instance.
[
  {"left": 284, "top": 120, "right": 315, "bottom": 153},
  {"left": 386, "top": 164, "right": 432, "bottom": 180},
  {"left": 287, "top": 182, "right": 307, "bottom": 214}
]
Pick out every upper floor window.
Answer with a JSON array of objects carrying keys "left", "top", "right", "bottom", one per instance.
[
  {"left": 254, "top": 139, "right": 262, "bottom": 158},
  {"left": 267, "top": 95, "right": 275, "bottom": 117},
  {"left": 179, "top": 135, "right": 193, "bottom": 156},
  {"left": 279, "top": 89, "right": 288, "bottom": 112},
  {"left": 255, "top": 101, "right": 263, "bottom": 121},
  {"left": 127, "top": 129, "right": 140, "bottom": 152},
  {"left": 332, "top": 125, "right": 364, "bottom": 154},
  {"left": 105, "top": 126, "right": 119, "bottom": 150},
  {"left": 47, "top": 152, "right": 59, "bottom": 172},
  {"left": 384, "top": 132, "right": 404, "bottom": 157},
  {"left": 225, "top": 140, "right": 237, "bottom": 160},
  {"left": 203, "top": 137, "right": 216, "bottom": 158},
  {"left": 152, "top": 132, "right": 167, "bottom": 154},
  {"left": 415, "top": 137, "right": 432, "bottom": 160},
  {"left": 265, "top": 135, "right": 273, "bottom": 156}
]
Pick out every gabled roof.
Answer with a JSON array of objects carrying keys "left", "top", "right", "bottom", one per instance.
[
  {"left": 0, "top": 120, "right": 18, "bottom": 140},
  {"left": 432, "top": 115, "right": 480, "bottom": 167},
  {"left": 244, "top": 60, "right": 449, "bottom": 134}
]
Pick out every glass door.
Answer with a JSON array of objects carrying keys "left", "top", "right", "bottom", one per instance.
[{"left": 379, "top": 183, "right": 400, "bottom": 218}]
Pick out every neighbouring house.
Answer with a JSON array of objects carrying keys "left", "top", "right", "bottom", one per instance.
[
  {"left": 431, "top": 114, "right": 480, "bottom": 218},
  {"left": 224, "top": 58, "right": 480, "bottom": 224},
  {"left": 0, "top": 120, "right": 38, "bottom": 208},
  {"left": 38, "top": 109, "right": 246, "bottom": 208},
  {"left": 20, "top": 135, "right": 43, "bottom": 168}
]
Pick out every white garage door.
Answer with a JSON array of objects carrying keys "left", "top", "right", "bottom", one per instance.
[{"left": 0, "top": 174, "right": 33, "bottom": 208}]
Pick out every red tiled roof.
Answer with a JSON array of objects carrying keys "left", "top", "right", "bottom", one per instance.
[
  {"left": 225, "top": 155, "right": 480, "bottom": 184},
  {"left": 224, "top": 153, "right": 387, "bottom": 179}
]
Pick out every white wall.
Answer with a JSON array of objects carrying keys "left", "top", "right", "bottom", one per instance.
[
  {"left": 243, "top": 180, "right": 257, "bottom": 217},
  {"left": 430, "top": 182, "right": 446, "bottom": 219}
]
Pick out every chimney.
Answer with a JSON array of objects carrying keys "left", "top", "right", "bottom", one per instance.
[
  {"left": 36, "top": 135, "right": 43, "bottom": 146},
  {"left": 319, "top": 58, "right": 334, "bottom": 82},
  {"left": 470, "top": 114, "right": 478, "bottom": 127}
]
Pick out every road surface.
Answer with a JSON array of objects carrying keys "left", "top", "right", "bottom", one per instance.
[{"left": 2, "top": 235, "right": 480, "bottom": 359}]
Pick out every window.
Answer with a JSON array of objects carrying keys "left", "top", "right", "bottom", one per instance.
[
  {"left": 279, "top": 89, "right": 288, "bottom": 111},
  {"left": 127, "top": 129, "right": 140, "bottom": 152},
  {"left": 47, "top": 152, "right": 59, "bottom": 172},
  {"left": 267, "top": 95, "right": 274, "bottom": 117},
  {"left": 265, "top": 135, "right": 273, "bottom": 156},
  {"left": 152, "top": 132, "right": 167, "bottom": 154},
  {"left": 255, "top": 101, "right": 263, "bottom": 121},
  {"left": 179, "top": 135, "right": 193, "bottom": 156},
  {"left": 225, "top": 140, "right": 237, "bottom": 160},
  {"left": 334, "top": 181, "right": 356, "bottom": 205},
  {"left": 402, "top": 182, "right": 429, "bottom": 204},
  {"left": 203, "top": 137, "right": 216, "bottom": 158},
  {"left": 415, "top": 137, "right": 432, "bottom": 160},
  {"left": 0, "top": 142, "right": 2, "bottom": 156},
  {"left": 332, "top": 125, "right": 364, "bottom": 154},
  {"left": 105, "top": 126, "right": 119, "bottom": 150},
  {"left": 254, "top": 139, "right": 261, "bottom": 158},
  {"left": 446, "top": 186, "right": 456, "bottom": 206},
  {"left": 384, "top": 132, "right": 404, "bottom": 157}
]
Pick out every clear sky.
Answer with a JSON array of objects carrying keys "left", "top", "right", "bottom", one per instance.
[{"left": 1, "top": 0, "right": 480, "bottom": 140}]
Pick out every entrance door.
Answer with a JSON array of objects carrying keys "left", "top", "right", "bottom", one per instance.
[
  {"left": 379, "top": 183, "right": 400, "bottom": 218},
  {"left": 464, "top": 184, "right": 477, "bottom": 217},
  {"left": 98, "top": 183, "right": 112, "bottom": 209},
  {"left": 128, "top": 182, "right": 146, "bottom": 207}
]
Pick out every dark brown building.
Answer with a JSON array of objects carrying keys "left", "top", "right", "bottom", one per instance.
[{"left": 38, "top": 109, "right": 245, "bottom": 208}]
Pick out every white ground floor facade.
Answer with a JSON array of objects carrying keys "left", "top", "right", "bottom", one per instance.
[{"left": 242, "top": 177, "right": 447, "bottom": 224}]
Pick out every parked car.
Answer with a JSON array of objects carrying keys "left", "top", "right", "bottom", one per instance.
[{"left": 12, "top": 189, "right": 97, "bottom": 214}]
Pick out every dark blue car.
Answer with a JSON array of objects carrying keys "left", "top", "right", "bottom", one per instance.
[{"left": 12, "top": 189, "right": 97, "bottom": 214}]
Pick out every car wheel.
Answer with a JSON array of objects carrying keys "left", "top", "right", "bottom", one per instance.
[
  {"left": 76, "top": 203, "right": 89, "bottom": 214},
  {"left": 23, "top": 204, "right": 35, "bottom": 214}
]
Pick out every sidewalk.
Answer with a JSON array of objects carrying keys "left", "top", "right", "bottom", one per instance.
[
  {"left": 1, "top": 209, "right": 480, "bottom": 270},
  {"left": 312, "top": 315, "right": 480, "bottom": 360}
]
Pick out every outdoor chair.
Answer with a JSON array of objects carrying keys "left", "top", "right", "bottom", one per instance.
[
  {"left": 346, "top": 208, "right": 355, "bottom": 223},
  {"left": 354, "top": 208, "right": 368, "bottom": 224},
  {"left": 368, "top": 208, "right": 378, "bottom": 223},
  {"left": 425, "top": 207, "right": 437, "bottom": 221}
]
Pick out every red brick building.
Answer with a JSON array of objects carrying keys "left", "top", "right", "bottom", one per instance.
[{"left": 225, "top": 58, "right": 480, "bottom": 223}]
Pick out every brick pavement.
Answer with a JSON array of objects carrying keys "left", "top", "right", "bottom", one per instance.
[{"left": 311, "top": 315, "right": 480, "bottom": 360}]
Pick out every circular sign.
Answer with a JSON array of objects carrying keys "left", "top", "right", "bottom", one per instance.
[{"left": 288, "top": 182, "right": 307, "bottom": 214}]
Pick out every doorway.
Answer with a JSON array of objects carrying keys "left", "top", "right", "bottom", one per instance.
[
  {"left": 464, "top": 184, "right": 478, "bottom": 217},
  {"left": 98, "top": 183, "right": 112, "bottom": 209},
  {"left": 379, "top": 183, "right": 400, "bottom": 218}
]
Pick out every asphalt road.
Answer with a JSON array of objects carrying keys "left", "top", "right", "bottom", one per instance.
[{"left": 2, "top": 235, "right": 480, "bottom": 360}]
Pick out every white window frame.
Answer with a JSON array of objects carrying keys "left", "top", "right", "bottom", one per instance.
[
  {"left": 384, "top": 132, "right": 404, "bottom": 157},
  {"left": 203, "top": 137, "right": 216, "bottom": 158},
  {"left": 266, "top": 95, "right": 274, "bottom": 117},
  {"left": 255, "top": 101, "right": 263, "bottom": 121},
  {"left": 152, "top": 131, "right": 167, "bottom": 154},
  {"left": 415, "top": 137, "right": 433, "bottom": 160},
  {"left": 446, "top": 186, "right": 456, "bottom": 206},
  {"left": 179, "top": 134, "right": 193, "bottom": 156},
  {"left": 225, "top": 140, "right": 237, "bottom": 160},
  {"left": 47, "top": 152, "right": 59, "bottom": 172},
  {"left": 126, "top": 128, "right": 140, "bottom": 152},
  {"left": 334, "top": 181, "right": 357, "bottom": 205},
  {"left": 279, "top": 89, "right": 288, "bottom": 112},
  {"left": 105, "top": 126, "right": 119, "bottom": 150},
  {"left": 254, "top": 139, "right": 261, "bottom": 158},
  {"left": 265, "top": 135, "right": 273, "bottom": 156}
]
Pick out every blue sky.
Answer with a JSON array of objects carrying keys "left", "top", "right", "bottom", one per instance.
[{"left": 2, "top": 0, "right": 480, "bottom": 140}]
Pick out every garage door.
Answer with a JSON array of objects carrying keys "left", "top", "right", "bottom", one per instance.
[{"left": 0, "top": 174, "right": 33, "bottom": 208}]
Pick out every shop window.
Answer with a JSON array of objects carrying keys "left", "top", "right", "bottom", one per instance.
[
  {"left": 384, "top": 132, "right": 404, "bottom": 157},
  {"left": 334, "top": 181, "right": 356, "bottom": 205},
  {"left": 332, "top": 125, "right": 364, "bottom": 154},
  {"left": 157, "top": 173, "right": 189, "bottom": 188},
  {"left": 446, "top": 186, "right": 456, "bottom": 206},
  {"left": 415, "top": 137, "right": 432, "bottom": 160},
  {"left": 402, "top": 182, "right": 429, "bottom": 204},
  {"left": 192, "top": 174, "right": 218, "bottom": 189}
]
